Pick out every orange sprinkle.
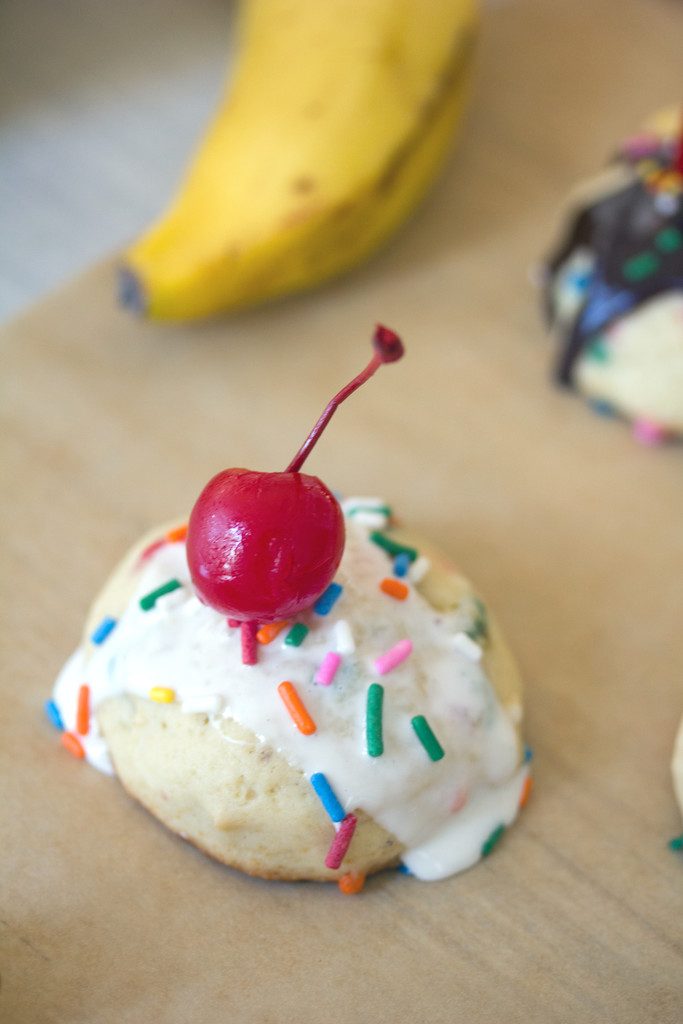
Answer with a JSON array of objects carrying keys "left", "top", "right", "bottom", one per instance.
[
  {"left": 61, "top": 732, "right": 85, "bottom": 759},
  {"left": 338, "top": 871, "right": 366, "bottom": 895},
  {"left": 76, "top": 684, "right": 90, "bottom": 735},
  {"left": 257, "top": 621, "right": 288, "bottom": 645},
  {"left": 165, "top": 524, "right": 188, "bottom": 543},
  {"left": 277, "top": 681, "right": 316, "bottom": 735},
  {"left": 380, "top": 578, "right": 409, "bottom": 601},
  {"left": 519, "top": 774, "right": 534, "bottom": 809}
]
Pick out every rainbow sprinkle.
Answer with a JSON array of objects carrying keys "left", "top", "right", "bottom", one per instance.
[
  {"left": 369, "top": 531, "right": 417, "bottom": 562},
  {"left": 411, "top": 715, "right": 444, "bottom": 762},
  {"left": 380, "top": 577, "right": 409, "bottom": 601},
  {"left": 338, "top": 871, "right": 366, "bottom": 895},
  {"left": 140, "top": 579, "right": 182, "bottom": 611},
  {"left": 61, "top": 732, "right": 85, "bottom": 759},
  {"left": 519, "top": 774, "right": 534, "bottom": 809},
  {"left": 149, "top": 686, "right": 175, "bottom": 703},
  {"left": 44, "top": 699, "right": 64, "bottom": 731},
  {"left": 256, "top": 621, "right": 288, "bottom": 644},
  {"left": 366, "top": 683, "right": 384, "bottom": 757},
  {"left": 277, "top": 681, "right": 316, "bottom": 735},
  {"left": 633, "top": 418, "right": 668, "bottom": 446},
  {"left": 393, "top": 552, "right": 411, "bottom": 577},
  {"left": 241, "top": 621, "right": 258, "bottom": 665},
  {"left": 325, "top": 813, "right": 357, "bottom": 870},
  {"left": 481, "top": 824, "right": 506, "bottom": 857},
  {"left": 334, "top": 620, "right": 355, "bottom": 654},
  {"left": 90, "top": 616, "right": 117, "bottom": 645},
  {"left": 374, "top": 638, "right": 413, "bottom": 676},
  {"left": 314, "top": 582, "right": 343, "bottom": 616},
  {"left": 165, "top": 524, "right": 188, "bottom": 543},
  {"left": 76, "top": 684, "right": 90, "bottom": 736},
  {"left": 310, "top": 772, "right": 345, "bottom": 822},
  {"left": 408, "top": 555, "right": 431, "bottom": 583},
  {"left": 669, "top": 834, "right": 683, "bottom": 852},
  {"left": 284, "top": 623, "right": 309, "bottom": 647},
  {"left": 315, "top": 651, "right": 341, "bottom": 686}
]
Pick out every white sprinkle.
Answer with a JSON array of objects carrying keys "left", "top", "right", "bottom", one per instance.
[
  {"left": 342, "top": 496, "right": 387, "bottom": 513},
  {"left": 452, "top": 632, "right": 482, "bottom": 661},
  {"left": 408, "top": 556, "right": 431, "bottom": 583},
  {"left": 341, "top": 496, "right": 390, "bottom": 528},
  {"left": 181, "top": 694, "right": 221, "bottom": 715},
  {"left": 347, "top": 510, "right": 388, "bottom": 529},
  {"left": 334, "top": 619, "right": 355, "bottom": 654}
]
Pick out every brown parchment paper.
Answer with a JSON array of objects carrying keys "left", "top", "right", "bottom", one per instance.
[{"left": 2, "top": 1, "right": 682, "bottom": 1021}]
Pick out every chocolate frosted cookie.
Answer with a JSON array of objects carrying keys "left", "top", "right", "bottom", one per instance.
[{"left": 543, "top": 107, "right": 683, "bottom": 443}]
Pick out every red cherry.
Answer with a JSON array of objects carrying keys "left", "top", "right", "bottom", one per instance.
[
  {"left": 186, "top": 325, "right": 404, "bottom": 624},
  {"left": 187, "top": 469, "right": 344, "bottom": 621}
]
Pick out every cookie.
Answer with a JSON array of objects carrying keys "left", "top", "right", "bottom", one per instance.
[
  {"left": 543, "top": 107, "right": 683, "bottom": 441},
  {"left": 51, "top": 499, "right": 529, "bottom": 882}
]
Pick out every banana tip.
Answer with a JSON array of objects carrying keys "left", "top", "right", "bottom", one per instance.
[{"left": 118, "top": 266, "right": 147, "bottom": 315}]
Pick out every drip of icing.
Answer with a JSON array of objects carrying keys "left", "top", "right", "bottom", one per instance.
[{"left": 51, "top": 507, "right": 527, "bottom": 880}]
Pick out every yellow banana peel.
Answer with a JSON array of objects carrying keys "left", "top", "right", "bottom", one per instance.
[{"left": 121, "top": 0, "right": 478, "bottom": 320}]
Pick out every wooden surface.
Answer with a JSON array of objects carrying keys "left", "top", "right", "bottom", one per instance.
[{"left": 2, "top": 1, "right": 683, "bottom": 1021}]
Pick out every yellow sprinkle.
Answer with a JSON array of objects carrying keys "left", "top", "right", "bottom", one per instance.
[{"left": 149, "top": 686, "right": 175, "bottom": 703}]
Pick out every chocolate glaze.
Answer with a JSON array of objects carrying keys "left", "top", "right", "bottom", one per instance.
[{"left": 544, "top": 137, "right": 683, "bottom": 385}]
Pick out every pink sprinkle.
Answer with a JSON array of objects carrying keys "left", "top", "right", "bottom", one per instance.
[
  {"left": 450, "top": 788, "right": 468, "bottom": 814},
  {"left": 373, "top": 638, "right": 413, "bottom": 676},
  {"left": 632, "top": 418, "right": 668, "bottom": 447},
  {"left": 227, "top": 618, "right": 241, "bottom": 628},
  {"left": 315, "top": 651, "right": 341, "bottom": 686},
  {"left": 241, "top": 621, "right": 258, "bottom": 665},
  {"left": 621, "top": 132, "right": 660, "bottom": 160},
  {"left": 139, "top": 538, "right": 166, "bottom": 563},
  {"left": 325, "top": 813, "right": 358, "bottom": 870}
]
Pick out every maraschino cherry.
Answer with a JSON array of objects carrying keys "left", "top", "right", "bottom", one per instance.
[{"left": 186, "top": 325, "right": 404, "bottom": 626}]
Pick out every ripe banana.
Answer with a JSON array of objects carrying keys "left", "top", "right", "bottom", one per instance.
[{"left": 121, "top": 0, "right": 478, "bottom": 320}]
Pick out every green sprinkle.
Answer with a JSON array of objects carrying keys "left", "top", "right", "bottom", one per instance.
[
  {"left": 369, "top": 531, "right": 418, "bottom": 562},
  {"left": 139, "top": 579, "right": 182, "bottom": 610},
  {"left": 467, "top": 597, "right": 489, "bottom": 642},
  {"left": 349, "top": 504, "right": 392, "bottom": 518},
  {"left": 655, "top": 226, "right": 682, "bottom": 253},
  {"left": 284, "top": 623, "right": 309, "bottom": 647},
  {"left": 622, "top": 251, "right": 660, "bottom": 281},
  {"left": 586, "top": 337, "right": 609, "bottom": 363},
  {"left": 481, "top": 824, "right": 506, "bottom": 858},
  {"left": 669, "top": 833, "right": 683, "bottom": 852},
  {"left": 366, "top": 683, "right": 384, "bottom": 757},
  {"left": 411, "top": 715, "right": 444, "bottom": 762}
]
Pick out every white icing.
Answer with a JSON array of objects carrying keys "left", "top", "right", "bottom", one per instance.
[{"left": 52, "top": 507, "right": 527, "bottom": 880}]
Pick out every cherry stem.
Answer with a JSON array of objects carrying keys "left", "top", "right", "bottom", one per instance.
[{"left": 284, "top": 325, "right": 404, "bottom": 474}]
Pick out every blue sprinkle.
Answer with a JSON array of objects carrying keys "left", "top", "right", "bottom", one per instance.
[
  {"left": 397, "top": 862, "right": 413, "bottom": 875},
  {"left": 588, "top": 398, "right": 616, "bottom": 418},
  {"left": 313, "top": 582, "right": 343, "bottom": 616},
  {"left": 91, "top": 616, "right": 117, "bottom": 645},
  {"left": 44, "top": 699, "right": 64, "bottom": 731},
  {"left": 524, "top": 745, "right": 533, "bottom": 763},
  {"left": 580, "top": 281, "right": 633, "bottom": 334},
  {"left": 393, "top": 552, "right": 411, "bottom": 578},
  {"left": 310, "top": 772, "right": 345, "bottom": 823},
  {"left": 566, "top": 269, "right": 592, "bottom": 292}
]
